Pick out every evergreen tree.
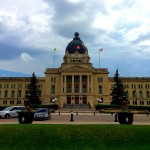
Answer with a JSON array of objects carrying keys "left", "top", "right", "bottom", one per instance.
[
  {"left": 111, "top": 69, "right": 128, "bottom": 105},
  {"left": 26, "top": 72, "right": 41, "bottom": 105}
]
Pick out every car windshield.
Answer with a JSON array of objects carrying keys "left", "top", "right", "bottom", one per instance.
[
  {"left": 3, "top": 106, "right": 14, "bottom": 111},
  {"left": 36, "top": 109, "right": 47, "bottom": 113}
]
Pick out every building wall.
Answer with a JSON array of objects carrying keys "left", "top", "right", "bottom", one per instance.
[{"left": 0, "top": 76, "right": 150, "bottom": 107}]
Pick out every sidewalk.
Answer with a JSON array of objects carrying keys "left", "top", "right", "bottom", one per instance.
[{"left": 0, "top": 113, "right": 150, "bottom": 125}]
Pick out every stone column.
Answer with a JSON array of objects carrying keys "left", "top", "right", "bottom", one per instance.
[
  {"left": 91, "top": 75, "right": 93, "bottom": 93},
  {"left": 64, "top": 75, "right": 66, "bottom": 93},
  {"left": 87, "top": 75, "right": 89, "bottom": 93},
  {"left": 72, "top": 75, "right": 74, "bottom": 93},
  {"left": 61, "top": 75, "right": 63, "bottom": 92},
  {"left": 80, "top": 75, "right": 82, "bottom": 93}
]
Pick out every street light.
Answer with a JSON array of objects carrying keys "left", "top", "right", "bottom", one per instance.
[
  {"left": 52, "top": 98, "right": 57, "bottom": 104},
  {"left": 97, "top": 98, "right": 102, "bottom": 113}
]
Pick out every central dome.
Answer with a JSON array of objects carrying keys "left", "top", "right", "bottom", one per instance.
[{"left": 66, "top": 32, "right": 88, "bottom": 54}]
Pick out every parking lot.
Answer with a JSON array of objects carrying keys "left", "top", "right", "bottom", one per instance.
[{"left": 0, "top": 112, "right": 150, "bottom": 125}]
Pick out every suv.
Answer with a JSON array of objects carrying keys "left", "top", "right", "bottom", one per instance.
[{"left": 0, "top": 106, "right": 25, "bottom": 119}]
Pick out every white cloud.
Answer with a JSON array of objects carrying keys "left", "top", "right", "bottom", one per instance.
[
  {"left": 0, "top": 0, "right": 150, "bottom": 77},
  {"left": 20, "top": 53, "right": 33, "bottom": 62}
]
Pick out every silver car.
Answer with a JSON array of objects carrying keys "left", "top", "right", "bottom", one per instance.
[
  {"left": 0, "top": 106, "right": 25, "bottom": 118},
  {"left": 34, "top": 108, "right": 51, "bottom": 120}
]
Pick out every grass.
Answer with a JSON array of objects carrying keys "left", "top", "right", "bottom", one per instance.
[{"left": 0, "top": 124, "right": 150, "bottom": 150}]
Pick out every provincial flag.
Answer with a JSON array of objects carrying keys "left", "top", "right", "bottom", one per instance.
[
  {"left": 77, "top": 45, "right": 80, "bottom": 49},
  {"left": 99, "top": 48, "right": 103, "bottom": 52}
]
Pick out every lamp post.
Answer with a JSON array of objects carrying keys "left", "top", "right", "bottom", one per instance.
[
  {"left": 52, "top": 98, "right": 57, "bottom": 105},
  {"left": 97, "top": 98, "right": 102, "bottom": 113}
]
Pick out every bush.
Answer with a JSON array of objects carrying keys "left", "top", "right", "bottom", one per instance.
[
  {"left": 0, "top": 106, "right": 7, "bottom": 111},
  {"left": 30, "top": 104, "right": 58, "bottom": 110},
  {"left": 95, "top": 104, "right": 150, "bottom": 111}
]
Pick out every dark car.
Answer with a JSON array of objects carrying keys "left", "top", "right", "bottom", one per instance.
[{"left": 34, "top": 108, "right": 51, "bottom": 120}]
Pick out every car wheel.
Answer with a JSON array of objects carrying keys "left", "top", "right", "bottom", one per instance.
[{"left": 5, "top": 114, "right": 10, "bottom": 119}]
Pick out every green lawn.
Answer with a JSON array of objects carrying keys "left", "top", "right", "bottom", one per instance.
[{"left": 0, "top": 124, "right": 149, "bottom": 150}]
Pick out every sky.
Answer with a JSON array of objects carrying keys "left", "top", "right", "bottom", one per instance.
[{"left": 0, "top": 0, "right": 150, "bottom": 77}]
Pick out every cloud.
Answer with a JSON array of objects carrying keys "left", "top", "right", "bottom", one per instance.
[
  {"left": 20, "top": 53, "right": 33, "bottom": 62},
  {"left": 0, "top": 0, "right": 150, "bottom": 77}
]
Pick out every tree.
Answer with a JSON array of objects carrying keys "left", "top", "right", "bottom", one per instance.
[
  {"left": 111, "top": 69, "right": 128, "bottom": 105},
  {"left": 26, "top": 72, "right": 41, "bottom": 105}
]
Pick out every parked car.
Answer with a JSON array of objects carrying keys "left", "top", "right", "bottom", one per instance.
[
  {"left": 0, "top": 106, "right": 25, "bottom": 119},
  {"left": 34, "top": 108, "right": 51, "bottom": 120}
]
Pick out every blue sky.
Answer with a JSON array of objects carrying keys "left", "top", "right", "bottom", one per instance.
[{"left": 0, "top": 0, "right": 150, "bottom": 77}]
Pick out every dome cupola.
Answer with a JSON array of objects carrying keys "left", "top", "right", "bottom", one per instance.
[{"left": 66, "top": 32, "right": 88, "bottom": 54}]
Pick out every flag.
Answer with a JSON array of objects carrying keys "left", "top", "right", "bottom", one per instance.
[
  {"left": 77, "top": 45, "right": 80, "bottom": 49},
  {"left": 99, "top": 48, "right": 103, "bottom": 52}
]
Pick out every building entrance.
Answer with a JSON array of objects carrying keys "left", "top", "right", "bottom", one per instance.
[
  {"left": 67, "top": 97, "right": 71, "bottom": 104},
  {"left": 75, "top": 97, "right": 79, "bottom": 104},
  {"left": 82, "top": 97, "right": 87, "bottom": 104}
]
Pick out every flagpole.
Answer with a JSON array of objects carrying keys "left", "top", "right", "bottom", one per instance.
[
  {"left": 99, "top": 50, "right": 100, "bottom": 68},
  {"left": 99, "top": 48, "right": 103, "bottom": 68},
  {"left": 53, "top": 48, "right": 56, "bottom": 68}
]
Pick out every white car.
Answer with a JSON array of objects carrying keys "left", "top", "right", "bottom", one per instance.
[{"left": 0, "top": 106, "right": 25, "bottom": 119}]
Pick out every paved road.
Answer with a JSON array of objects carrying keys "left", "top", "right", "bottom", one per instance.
[{"left": 0, "top": 113, "right": 150, "bottom": 125}]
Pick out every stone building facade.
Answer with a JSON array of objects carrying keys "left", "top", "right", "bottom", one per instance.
[{"left": 0, "top": 33, "right": 150, "bottom": 107}]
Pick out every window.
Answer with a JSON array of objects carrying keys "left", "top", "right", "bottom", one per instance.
[
  {"left": 131, "top": 84, "right": 136, "bottom": 89},
  {"left": 67, "top": 84, "right": 71, "bottom": 93},
  {"left": 4, "top": 90, "right": 8, "bottom": 97},
  {"left": 147, "top": 101, "right": 150, "bottom": 105},
  {"left": 11, "top": 84, "right": 15, "bottom": 88},
  {"left": 51, "top": 77, "right": 56, "bottom": 83},
  {"left": 17, "top": 100, "right": 21, "bottom": 105},
  {"left": 138, "top": 84, "right": 142, "bottom": 89},
  {"left": 3, "top": 100, "right": 7, "bottom": 105},
  {"left": 124, "top": 84, "right": 129, "bottom": 88},
  {"left": 51, "top": 85, "right": 55, "bottom": 94},
  {"left": 133, "top": 101, "right": 137, "bottom": 105},
  {"left": 75, "top": 85, "right": 79, "bottom": 93},
  {"left": 98, "top": 86, "right": 102, "bottom": 94},
  {"left": 10, "top": 100, "right": 14, "bottom": 105},
  {"left": 146, "top": 91, "right": 150, "bottom": 98},
  {"left": 11, "top": 90, "right": 15, "bottom": 97},
  {"left": 132, "top": 90, "right": 136, "bottom": 98},
  {"left": 125, "top": 91, "right": 129, "bottom": 98},
  {"left": 140, "top": 101, "right": 144, "bottom": 105},
  {"left": 4, "top": 84, "right": 9, "bottom": 88},
  {"left": 82, "top": 84, "right": 87, "bottom": 93},
  {"left": 98, "top": 78, "right": 103, "bottom": 83},
  {"left": 139, "top": 91, "right": 143, "bottom": 99},
  {"left": 18, "top": 84, "right": 22, "bottom": 89},
  {"left": 18, "top": 90, "right": 22, "bottom": 97}
]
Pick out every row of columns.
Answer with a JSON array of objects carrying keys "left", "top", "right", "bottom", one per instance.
[{"left": 61, "top": 75, "right": 93, "bottom": 93}]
